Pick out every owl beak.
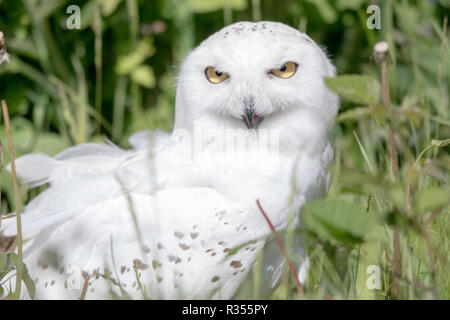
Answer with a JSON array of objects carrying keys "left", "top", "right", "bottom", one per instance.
[{"left": 242, "top": 97, "right": 264, "bottom": 129}]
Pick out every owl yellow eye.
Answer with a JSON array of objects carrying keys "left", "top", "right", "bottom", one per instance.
[
  {"left": 205, "top": 67, "right": 229, "bottom": 83},
  {"left": 270, "top": 62, "right": 298, "bottom": 78}
]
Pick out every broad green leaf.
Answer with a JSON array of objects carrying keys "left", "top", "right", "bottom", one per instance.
[
  {"left": 416, "top": 185, "right": 450, "bottom": 213},
  {"left": 301, "top": 199, "right": 377, "bottom": 245},
  {"left": 325, "top": 75, "right": 381, "bottom": 105},
  {"left": 336, "top": 106, "right": 372, "bottom": 122},
  {"left": 131, "top": 65, "right": 156, "bottom": 88},
  {"left": 0, "top": 254, "right": 13, "bottom": 276},
  {"left": 187, "top": 0, "right": 247, "bottom": 13}
]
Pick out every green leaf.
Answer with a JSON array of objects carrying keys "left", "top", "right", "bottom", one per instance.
[
  {"left": 187, "top": 0, "right": 247, "bottom": 13},
  {"left": 301, "top": 199, "right": 377, "bottom": 245},
  {"left": 336, "top": 104, "right": 387, "bottom": 123},
  {"left": 99, "top": 0, "right": 123, "bottom": 16},
  {"left": 80, "top": 1, "right": 98, "bottom": 30},
  {"left": 336, "top": 106, "right": 373, "bottom": 122},
  {"left": 33, "top": 133, "right": 70, "bottom": 156},
  {"left": 0, "top": 254, "right": 13, "bottom": 276},
  {"left": 10, "top": 253, "right": 35, "bottom": 299},
  {"left": 131, "top": 65, "right": 156, "bottom": 88},
  {"left": 416, "top": 185, "right": 450, "bottom": 213},
  {"left": 0, "top": 117, "right": 35, "bottom": 158},
  {"left": 307, "top": 0, "right": 337, "bottom": 24},
  {"left": 115, "top": 39, "right": 155, "bottom": 75},
  {"left": 325, "top": 75, "right": 381, "bottom": 105}
]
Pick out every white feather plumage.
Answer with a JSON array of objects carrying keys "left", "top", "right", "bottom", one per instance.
[{"left": 1, "top": 21, "right": 338, "bottom": 299}]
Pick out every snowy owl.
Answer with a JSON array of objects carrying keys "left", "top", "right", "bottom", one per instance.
[{"left": 0, "top": 21, "right": 339, "bottom": 299}]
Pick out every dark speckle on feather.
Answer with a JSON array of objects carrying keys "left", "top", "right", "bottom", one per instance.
[
  {"left": 133, "top": 259, "right": 148, "bottom": 270},
  {"left": 190, "top": 232, "right": 199, "bottom": 239},
  {"left": 168, "top": 255, "right": 182, "bottom": 264},
  {"left": 152, "top": 260, "right": 162, "bottom": 269},
  {"left": 179, "top": 243, "right": 190, "bottom": 250},
  {"left": 174, "top": 231, "right": 184, "bottom": 239}
]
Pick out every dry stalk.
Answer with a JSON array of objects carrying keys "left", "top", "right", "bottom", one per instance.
[
  {"left": 1, "top": 100, "right": 24, "bottom": 299},
  {"left": 374, "top": 41, "right": 401, "bottom": 299},
  {"left": 256, "top": 199, "right": 305, "bottom": 298}
]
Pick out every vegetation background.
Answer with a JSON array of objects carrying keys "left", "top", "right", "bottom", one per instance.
[{"left": 0, "top": 0, "right": 449, "bottom": 299}]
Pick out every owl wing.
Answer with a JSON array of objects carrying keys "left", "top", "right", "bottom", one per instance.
[
  {"left": 1, "top": 130, "right": 273, "bottom": 299},
  {"left": 0, "top": 130, "right": 174, "bottom": 240}
]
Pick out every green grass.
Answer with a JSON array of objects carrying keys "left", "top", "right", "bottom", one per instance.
[{"left": 0, "top": 0, "right": 449, "bottom": 300}]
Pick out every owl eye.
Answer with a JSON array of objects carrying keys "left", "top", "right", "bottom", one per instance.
[
  {"left": 205, "top": 67, "right": 229, "bottom": 83},
  {"left": 270, "top": 62, "right": 298, "bottom": 79}
]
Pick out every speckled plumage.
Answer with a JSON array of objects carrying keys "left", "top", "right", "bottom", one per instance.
[{"left": 1, "top": 22, "right": 339, "bottom": 299}]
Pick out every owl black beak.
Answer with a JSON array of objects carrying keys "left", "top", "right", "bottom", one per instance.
[{"left": 242, "top": 97, "right": 264, "bottom": 129}]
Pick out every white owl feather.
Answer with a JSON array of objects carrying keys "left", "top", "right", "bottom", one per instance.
[{"left": 0, "top": 21, "right": 339, "bottom": 299}]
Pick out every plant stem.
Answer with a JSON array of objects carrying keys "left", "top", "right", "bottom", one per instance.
[
  {"left": 256, "top": 199, "right": 305, "bottom": 298},
  {"left": 0, "top": 135, "right": 2, "bottom": 227},
  {"left": 223, "top": 4, "right": 232, "bottom": 26},
  {"left": 1, "top": 100, "right": 23, "bottom": 299},
  {"left": 252, "top": 0, "right": 262, "bottom": 21},
  {"left": 374, "top": 42, "right": 400, "bottom": 299},
  {"left": 93, "top": 5, "right": 103, "bottom": 135}
]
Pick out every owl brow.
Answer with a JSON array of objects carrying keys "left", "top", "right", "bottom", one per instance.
[
  {"left": 209, "top": 65, "right": 226, "bottom": 73},
  {"left": 268, "top": 61, "right": 297, "bottom": 70}
]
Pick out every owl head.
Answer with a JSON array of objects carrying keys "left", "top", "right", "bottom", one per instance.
[{"left": 174, "top": 22, "right": 339, "bottom": 153}]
